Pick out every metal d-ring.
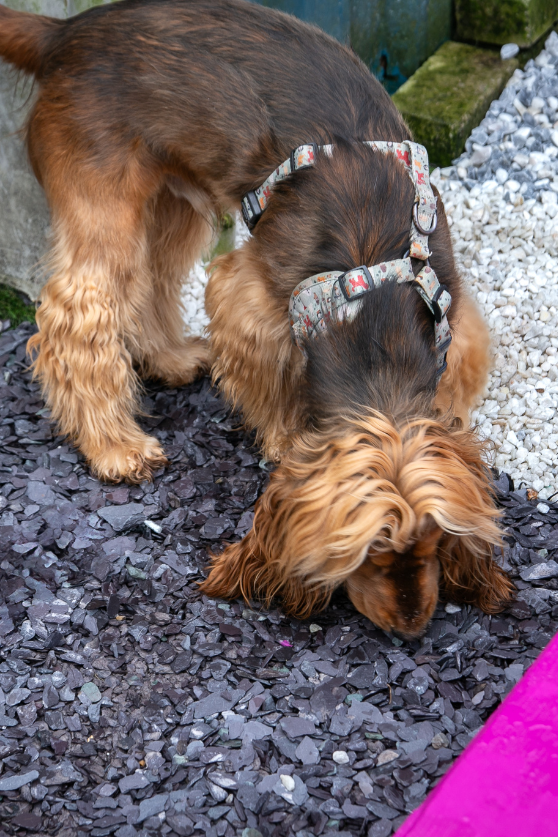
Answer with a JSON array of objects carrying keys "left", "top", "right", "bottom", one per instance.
[{"left": 413, "top": 202, "right": 437, "bottom": 236}]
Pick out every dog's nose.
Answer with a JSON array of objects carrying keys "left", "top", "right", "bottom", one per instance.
[{"left": 392, "top": 625, "right": 428, "bottom": 641}]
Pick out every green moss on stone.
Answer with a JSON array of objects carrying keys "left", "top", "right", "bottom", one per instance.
[
  {"left": 455, "top": 0, "right": 558, "bottom": 48},
  {"left": 0, "top": 284, "right": 36, "bottom": 328},
  {"left": 209, "top": 221, "right": 236, "bottom": 260},
  {"left": 392, "top": 41, "right": 518, "bottom": 167},
  {"left": 204, "top": 215, "right": 236, "bottom": 262}
]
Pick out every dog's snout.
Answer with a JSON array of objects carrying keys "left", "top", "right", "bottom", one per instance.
[{"left": 391, "top": 624, "right": 428, "bottom": 642}]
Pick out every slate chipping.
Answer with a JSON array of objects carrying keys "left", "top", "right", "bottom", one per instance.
[{"left": 0, "top": 320, "right": 557, "bottom": 837}]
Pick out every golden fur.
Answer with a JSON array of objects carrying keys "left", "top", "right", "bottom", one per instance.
[
  {"left": 206, "top": 247, "right": 305, "bottom": 461},
  {"left": 200, "top": 413, "right": 513, "bottom": 638},
  {"left": 27, "top": 169, "right": 214, "bottom": 482}
]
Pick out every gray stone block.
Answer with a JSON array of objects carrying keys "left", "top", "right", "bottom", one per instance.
[
  {"left": 0, "top": 65, "right": 49, "bottom": 300},
  {"left": 0, "top": 0, "right": 110, "bottom": 300}
]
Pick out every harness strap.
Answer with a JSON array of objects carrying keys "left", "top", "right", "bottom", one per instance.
[
  {"left": 368, "top": 142, "right": 437, "bottom": 261},
  {"left": 289, "top": 258, "right": 452, "bottom": 378},
  {"left": 241, "top": 139, "right": 450, "bottom": 382},
  {"left": 241, "top": 141, "right": 437, "bottom": 261},
  {"left": 241, "top": 143, "right": 320, "bottom": 229}
]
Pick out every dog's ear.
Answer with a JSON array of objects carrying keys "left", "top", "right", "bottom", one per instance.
[
  {"left": 197, "top": 526, "right": 266, "bottom": 607},
  {"left": 406, "top": 421, "right": 515, "bottom": 614},
  {"left": 198, "top": 489, "right": 333, "bottom": 619},
  {"left": 439, "top": 533, "right": 515, "bottom": 613}
]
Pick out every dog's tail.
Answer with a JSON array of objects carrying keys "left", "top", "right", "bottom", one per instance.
[{"left": 0, "top": 5, "right": 63, "bottom": 76}]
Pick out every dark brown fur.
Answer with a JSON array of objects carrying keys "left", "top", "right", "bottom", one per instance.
[{"left": 0, "top": 0, "right": 514, "bottom": 635}]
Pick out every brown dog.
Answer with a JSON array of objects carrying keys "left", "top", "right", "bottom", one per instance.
[{"left": 0, "top": 0, "right": 513, "bottom": 637}]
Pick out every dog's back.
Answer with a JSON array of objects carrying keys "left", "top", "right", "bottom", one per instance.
[{"left": 0, "top": 0, "right": 408, "bottom": 172}]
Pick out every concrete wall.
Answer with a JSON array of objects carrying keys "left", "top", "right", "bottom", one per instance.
[
  {"left": 0, "top": 0, "right": 109, "bottom": 300},
  {"left": 0, "top": 61, "right": 48, "bottom": 300}
]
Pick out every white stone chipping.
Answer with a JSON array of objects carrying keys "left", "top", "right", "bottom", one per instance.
[
  {"left": 181, "top": 31, "right": 558, "bottom": 499},
  {"left": 431, "top": 172, "right": 558, "bottom": 498},
  {"left": 431, "top": 29, "right": 558, "bottom": 499},
  {"left": 181, "top": 221, "right": 249, "bottom": 335}
]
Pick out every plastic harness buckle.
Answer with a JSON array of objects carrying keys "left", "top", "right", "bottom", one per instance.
[
  {"left": 241, "top": 191, "right": 263, "bottom": 230},
  {"left": 430, "top": 284, "right": 451, "bottom": 324}
]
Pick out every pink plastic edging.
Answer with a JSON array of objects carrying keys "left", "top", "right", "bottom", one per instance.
[{"left": 395, "top": 633, "right": 558, "bottom": 837}]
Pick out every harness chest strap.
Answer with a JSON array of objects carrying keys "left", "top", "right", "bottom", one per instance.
[
  {"left": 242, "top": 139, "right": 451, "bottom": 380},
  {"left": 289, "top": 259, "right": 452, "bottom": 377}
]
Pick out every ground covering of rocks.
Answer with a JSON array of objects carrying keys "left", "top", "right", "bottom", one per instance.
[
  {"left": 2, "top": 29, "right": 558, "bottom": 837},
  {"left": 1, "top": 319, "right": 558, "bottom": 837},
  {"left": 432, "top": 29, "right": 558, "bottom": 498}
]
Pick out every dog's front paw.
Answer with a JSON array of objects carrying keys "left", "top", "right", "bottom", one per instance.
[{"left": 90, "top": 436, "right": 168, "bottom": 484}]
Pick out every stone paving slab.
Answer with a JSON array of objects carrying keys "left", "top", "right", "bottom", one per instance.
[
  {"left": 393, "top": 41, "right": 519, "bottom": 166},
  {"left": 455, "top": 0, "right": 558, "bottom": 48}
]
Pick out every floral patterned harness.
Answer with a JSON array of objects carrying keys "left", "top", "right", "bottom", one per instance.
[{"left": 241, "top": 141, "right": 452, "bottom": 380}]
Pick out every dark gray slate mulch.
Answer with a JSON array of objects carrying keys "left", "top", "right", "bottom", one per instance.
[{"left": 0, "top": 321, "right": 557, "bottom": 837}]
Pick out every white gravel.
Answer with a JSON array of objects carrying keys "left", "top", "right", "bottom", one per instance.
[
  {"left": 181, "top": 31, "right": 558, "bottom": 499},
  {"left": 182, "top": 260, "right": 209, "bottom": 334},
  {"left": 431, "top": 173, "right": 558, "bottom": 499},
  {"left": 431, "top": 30, "right": 558, "bottom": 499},
  {"left": 181, "top": 222, "right": 249, "bottom": 335}
]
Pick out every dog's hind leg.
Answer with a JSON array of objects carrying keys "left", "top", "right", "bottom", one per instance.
[
  {"left": 132, "top": 185, "right": 214, "bottom": 386},
  {"left": 28, "top": 161, "right": 168, "bottom": 484}
]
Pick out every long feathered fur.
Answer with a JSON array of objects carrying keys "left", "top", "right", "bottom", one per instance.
[{"left": 200, "top": 413, "right": 514, "bottom": 633}]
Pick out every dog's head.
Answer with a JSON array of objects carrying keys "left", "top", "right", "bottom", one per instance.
[
  {"left": 344, "top": 517, "right": 442, "bottom": 639},
  {"left": 200, "top": 413, "right": 514, "bottom": 638}
]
